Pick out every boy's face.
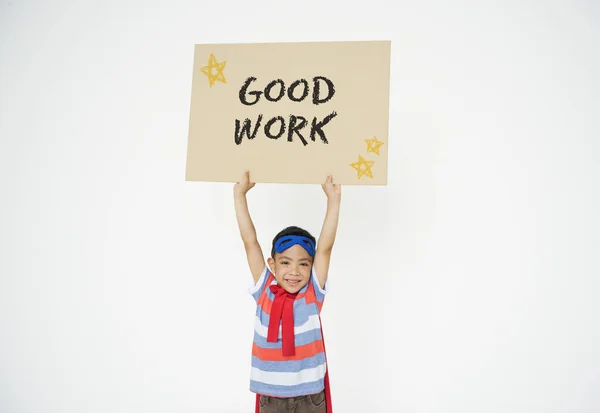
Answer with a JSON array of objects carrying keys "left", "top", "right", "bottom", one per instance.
[{"left": 267, "top": 244, "right": 313, "bottom": 293}]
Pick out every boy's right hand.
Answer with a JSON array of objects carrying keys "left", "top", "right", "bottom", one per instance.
[{"left": 234, "top": 170, "right": 255, "bottom": 196}]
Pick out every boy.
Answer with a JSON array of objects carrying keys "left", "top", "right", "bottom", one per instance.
[{"left": 234, "top": 170, "right": 341, "bottom": 413}]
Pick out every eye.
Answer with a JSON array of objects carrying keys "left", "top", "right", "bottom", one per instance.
[
  {"left": 281, "top": 261, "right": 289, "bottom": 265},
  {"left": 301, "top": 263, "right": 309, "bottom": 266}
]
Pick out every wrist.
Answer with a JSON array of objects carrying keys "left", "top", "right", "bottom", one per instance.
[
  {"left": 234, "top": 190, "right": 248, "bottom": 200},
  {"left": 326, "top": 195, "right": 341, "bottom": 205}
]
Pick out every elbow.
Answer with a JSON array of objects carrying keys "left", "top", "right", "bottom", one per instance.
[
  {"left": 243, "top": 238, "right": 259, "bottom": 249},
  {"left": 318, "top": 244, "right": 334, "bottom": 254}
]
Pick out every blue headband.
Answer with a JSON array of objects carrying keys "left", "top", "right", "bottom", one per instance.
[{"left": 274, "top": 235, "right": 316, "bottom": 257}]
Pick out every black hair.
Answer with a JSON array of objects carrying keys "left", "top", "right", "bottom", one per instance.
[{"left": 271, "top": 226, "right": 316, "bottom": 258}]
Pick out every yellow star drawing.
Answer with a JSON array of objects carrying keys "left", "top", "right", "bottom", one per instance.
[
  {"left": 349, "top": 154, "right": 375, "bottom": 179},
  {"left": 200, "top": 53, "right": 227, "bottom": 87},
  {"left": 365, "top": 136, "right": 385, "bottom": 155}
]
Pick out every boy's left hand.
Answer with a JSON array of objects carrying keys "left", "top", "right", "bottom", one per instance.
[{"left": 321, "top": 174, "right": 341, "bottom": 199}]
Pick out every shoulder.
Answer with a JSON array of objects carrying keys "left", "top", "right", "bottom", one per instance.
[
  {"left": 249, "top": 266, "right": 275, "bottom": 302},
  {"left": 300, "top": 267, "right": 327, "bottom": 308}
]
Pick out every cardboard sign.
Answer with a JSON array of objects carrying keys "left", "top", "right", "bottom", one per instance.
[{"left": 185, "top": 40, "right": 391, "bottom": 185}]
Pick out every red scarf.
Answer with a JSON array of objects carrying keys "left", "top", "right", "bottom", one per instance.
[
  {"left": 267, "top": 284, "right": 298, "bottom": 355},
  {"left": 255, "top": 284, "right": 332, "bottom": 412}
]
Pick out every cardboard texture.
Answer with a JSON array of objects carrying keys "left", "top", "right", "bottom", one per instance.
[{"left": 185, "top": 40, "right": 391, "bottom": 185}]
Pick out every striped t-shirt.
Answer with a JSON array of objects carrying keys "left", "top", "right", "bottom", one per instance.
[{"left": 248, "top": 266, "right": 328, "bottom": 397}]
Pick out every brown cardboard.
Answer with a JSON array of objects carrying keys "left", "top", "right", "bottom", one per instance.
[{"left": 185, "top": 40, "right": 391, "bottom": 185}]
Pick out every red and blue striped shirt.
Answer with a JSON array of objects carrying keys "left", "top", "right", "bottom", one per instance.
[{"left": 248, "top": 266, "right": 328, "bottom": 397}]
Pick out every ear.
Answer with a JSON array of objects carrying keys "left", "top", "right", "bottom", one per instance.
[{"left": 267, "top": 257, "right": 275, "bottom": 273}]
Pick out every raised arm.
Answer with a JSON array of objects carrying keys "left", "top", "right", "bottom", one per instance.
[
  {"left": 313, "top": 174, "right": 341, "bottom": 289},
  {"left": 234, "top": 171, "right": 265, "bottom": 283}
]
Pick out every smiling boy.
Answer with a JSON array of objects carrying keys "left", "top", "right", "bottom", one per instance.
[{"left": 234, "top": 171, "right": 341, "bottom": 413}]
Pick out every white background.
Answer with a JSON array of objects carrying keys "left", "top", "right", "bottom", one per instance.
[{"left": 1, "top": 1, "right": 599, "bottom": 412}]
